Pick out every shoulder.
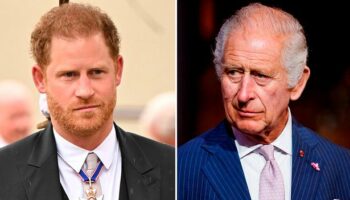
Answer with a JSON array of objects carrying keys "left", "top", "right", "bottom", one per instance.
[
  {"left": 0, "top": 129, "right": 44, "bottom": 163},
  {"left": 125, "top": 130, "right": 174, "bottom": 155},
  {"left": 294, "top": 120, "right": 350, "bottom": 195},
  {"left": 179, "top": 121, "right": 228, "bottom": 155},
  {"left": 315, "top": 133, "right": 350, "bottom": 163},
  {"left": 0, "top": 129, "right": 45, "bottom": 192},
  {"left": 178, "top": 133, "right": 207, "bottom": 156},
  {"left": 116, "top": 125, "right": 174, "bottom": 164},
  {"left": 293, "top": 119, "right": 350, "bottom": 163},
  {"left": 178, "top": 121, "right": 231, "bottom": 166}
]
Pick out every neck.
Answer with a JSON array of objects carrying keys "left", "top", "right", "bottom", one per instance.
[{"left": 52, "top": 120, "right": 113, "bottom": 151}]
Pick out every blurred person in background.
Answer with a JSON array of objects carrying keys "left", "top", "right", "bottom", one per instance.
[
  {"left": 0, "top": 80, "right": 33, "bottom": 147},
  {"left": 139, "top": 91, "right": 175, "bottom": 146}
]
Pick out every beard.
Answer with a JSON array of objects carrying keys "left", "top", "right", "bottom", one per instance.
[{"left": 47, "top": 93, "right": 116, "bottom": 137}]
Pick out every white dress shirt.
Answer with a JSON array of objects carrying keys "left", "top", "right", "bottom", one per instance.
[
  {"left": 232, "top": 110, "right": 293, "bottom": 200},
  {"left": 53, "top": 126, "right": 122, "bottom": 200}
]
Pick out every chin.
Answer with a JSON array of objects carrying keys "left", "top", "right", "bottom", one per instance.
[
  {"left": 234, "top": 120, "right": 265, "bottom": 135},
  {"left": 75, "top": 118, "right": 102, "bottom": 129},
  {"left": 69, "top": 122, "right": 102, "bottom": 137}
]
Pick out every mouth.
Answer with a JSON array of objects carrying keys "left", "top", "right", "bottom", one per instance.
[
  {"left": 236, "top": 109, "right": 261, "bottom": 117},
  {"left": 73, "top": 105, "right": 100, "bottom": 112}
]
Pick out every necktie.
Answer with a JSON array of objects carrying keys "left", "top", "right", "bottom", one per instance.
[
  {"left": 258, "top": 145, "right": 285, "bottom": 200},
  {"left": 81, "top": 152, "right": 103, "bottom": 200}
]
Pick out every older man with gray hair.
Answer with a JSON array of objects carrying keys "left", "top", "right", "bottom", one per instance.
[
  {"left": 0, "top": 80, "right": 33, "bottom": 147},
  {"left": 178, "top": 3, "right": 350, "bottom": 200}
]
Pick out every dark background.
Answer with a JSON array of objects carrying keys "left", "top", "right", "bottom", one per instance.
[{"left": 178, "top": 0, "right": 350, "bottom": 148}]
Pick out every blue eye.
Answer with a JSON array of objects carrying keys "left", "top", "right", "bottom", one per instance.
[
  {"left": 251, "top": 72, "right": 271, "bottom": 85},
  {"left": 227, "top": 69, "right": 240, "bottom": 76},
  {"left": 65, "top": 72, "right": 76, "bottom": 77},
  {"left": 58, "top": 71, "right": 78, "bottom": 81},
  {"left": 254, "top": 73, "right": 268, "bottom": 78},
  {"left": 225, "top": 68, "right": 244, "bottom": 83},
  {"left": 90, "top": 69, "right": 104, "bottom": 76}
]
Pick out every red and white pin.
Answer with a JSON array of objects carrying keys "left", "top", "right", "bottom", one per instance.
[{"left": 311, "top": 162, "right": 320, "bottom": 171}]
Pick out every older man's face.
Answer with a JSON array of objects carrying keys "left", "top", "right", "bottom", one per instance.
[
  {"left": 0, "top": 98, "right": 32, "bottom": 144},
  {"left": 221, "top": 30, "right": 292, "bottom": 143}
]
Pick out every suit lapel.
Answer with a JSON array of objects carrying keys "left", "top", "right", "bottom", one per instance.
[
  {"left": 291, "top": 119, "right": 322, "bottom": 200},
  {"left": 19, "top": 123, "right": 65, "bottom": 200},
  {"left": 116, "top": 125, "right": 160, "bottom": 200},
  {"left": 201, "top": 122, "right": 251, "bottom": 200}
]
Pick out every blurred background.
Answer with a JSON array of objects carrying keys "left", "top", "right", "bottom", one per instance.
[
  {"left": 178, "top": 0, "right": 350, "bottom": 148},
  {"left": 0, "top": 0, "right": 175, "bottom": 145}
]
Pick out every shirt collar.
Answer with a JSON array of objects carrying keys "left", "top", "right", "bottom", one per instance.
[
  {"left": 53, "top": 125, "right": 117, "bottom": 173},
  {"left": 233, "top": 108, "right": 293, "bottom": 159},
  {"left": 273, "top": 109, "right": 292, "bottom": 156}
]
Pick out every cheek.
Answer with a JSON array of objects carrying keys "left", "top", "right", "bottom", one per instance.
[
  {"left": 18, "top": 114, "right": 32, "bottom": 125},
  {"left": 48, "top": 84, "right": 74, "bottom": 99},
  {"left": 98, "top": 82, "right": 115, "bottom": 96},
  {"left": 262, "top": 88, "right": 290, "bottom": 115},
  {"left": 221, "top": 80, "right": 236, "bottom": 102},
  {"left": 263, "top": 89, "right": 278, "bottom": 106},
  {"left": 4, "top": 119, "right": 16, "bottom": 131}
]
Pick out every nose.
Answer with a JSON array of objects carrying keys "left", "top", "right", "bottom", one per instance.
[
  {"left": 75, "top": 75, "right": 95, "bottom": 99},
  {"left": 237, "top": 74, "right": 255, "bottom": 105}
]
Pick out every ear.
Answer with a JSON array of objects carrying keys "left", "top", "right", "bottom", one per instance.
[
  {"left": 32, "top": 65, "right": 46, "bottom": 93},
  {"left": 115, "top": 55, "right": 124, "bottom": 87},
  {"left": 290, "top": 66, "right": 310, "bottom": 101}
]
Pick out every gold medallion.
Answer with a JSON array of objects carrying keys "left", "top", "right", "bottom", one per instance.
[
  {"left": 86, "top": 178, "right": 97, "bottom": 200},
  {"left": 79, "top": 175, "right": 103, "bottom": 200}
]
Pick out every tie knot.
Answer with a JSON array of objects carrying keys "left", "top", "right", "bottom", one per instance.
[
  {"left": 259, "top": 145, "right": 275, "bottom": 161},
  {"left": 85, "top": 152, "right": 99, "bottom": 171}
]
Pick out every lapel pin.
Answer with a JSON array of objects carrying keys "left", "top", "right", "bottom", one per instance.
[
  {"left": 311, "top": 162, "right": 320, "bottom": 171},
  {"left": 299, "top": 150, "right": 304, "bottom": 157}
]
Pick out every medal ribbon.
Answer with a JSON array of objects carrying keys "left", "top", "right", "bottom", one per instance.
[{"left": 79, "top": 162, "right": 103, "bottom": 183}]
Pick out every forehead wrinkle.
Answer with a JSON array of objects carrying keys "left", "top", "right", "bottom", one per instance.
[
  {"left": 224, "top": 49, "right": 278, "bottom": 70},
  {"left": 223, "top": 33, "right": 284, "bottom": 72},
  {"left": 227, "top": 28, "right": 285, "bottom": 51}
]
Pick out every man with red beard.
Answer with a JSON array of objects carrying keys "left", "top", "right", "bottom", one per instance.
[{"left": 0, "top": 3, "right": 174, "bottom": 200}]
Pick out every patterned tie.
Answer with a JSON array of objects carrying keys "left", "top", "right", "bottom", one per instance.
[
  {"left": 258, "top": 145, "right": 285, "bottom": 200},
  {"left": 82, "top": 152, "right": 103, "bottom": 200}
]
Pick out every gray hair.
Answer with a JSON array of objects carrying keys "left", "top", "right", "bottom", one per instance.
[{"left": 213, "top": 3, "right": 308, "bottom": 88}]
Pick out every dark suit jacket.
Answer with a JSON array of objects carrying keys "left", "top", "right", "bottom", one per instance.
[
  {"left": 0, "top": 122, "right": 175, "bottom": 200},
  {"left": 178, "top": 119, "right": 350, "bottom": 200}
]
